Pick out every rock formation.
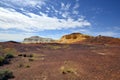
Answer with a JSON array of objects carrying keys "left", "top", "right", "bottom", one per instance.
[
  {"left": 58, "top": 33, "right": 120, "bottom": 45},
  {"left": 58, "top": 33, "right": 91, "bottom": 43},
  {"left": 23, "top": 36, "right": 55, "bottom": 43}
]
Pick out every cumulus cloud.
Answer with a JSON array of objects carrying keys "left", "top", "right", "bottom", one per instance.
[{"left": 0, "top": 7, "right": 91, "bottom": 32}]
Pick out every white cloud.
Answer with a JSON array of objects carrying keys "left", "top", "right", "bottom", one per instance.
[
  {"left": 0, "top": 0, "right": 46, "bottom": 7},
  {"left": 61, "top": 3, "right": 71, "bottom": 11},
  {"left": 73, "top": 3, "right": 79, "bottom": 10},
  {"left": 73, "top": 11, "right": 79, "bottom": 15},
  {"left": 0, "top": 7, "right": 91, "bottom": 32},
  {"left": 62, "top": 12, "right": 69, "bottom": 18}
]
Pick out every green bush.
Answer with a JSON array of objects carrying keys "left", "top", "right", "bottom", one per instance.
[
  {"left": 18, "top": 54, "right": 34, "bottom": 58},
  {"left": 0, "top": 69, "right": 14, "bottom": 80},
  {"left": 0, "top": 54, "right": 14, "bottom": 66},
  {"left": 0, "top": 56, "right": 5, "bottom": 66},
  {"left": 5, "top": 53, "right": 14, "bottom": 59}
]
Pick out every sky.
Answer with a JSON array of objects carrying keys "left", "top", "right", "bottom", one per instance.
[{"left": 0, "top": 0, "right": 120, "bottom": 41}]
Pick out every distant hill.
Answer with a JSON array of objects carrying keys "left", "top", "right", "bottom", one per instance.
[
  {"left": 6, "top": 33, "right": 119, "bottom": 45},
  {"left": 58, "top": 33, "right": 92, "bottom": 43},
  {"left": 58, "top": 33, "right": 120, "bottom": 45},
  {"left": 23, "top": 36, "right": 55, "bottom": 43},
  {"left": 82, "top": 35, "right": 120, "bottom": 45}
]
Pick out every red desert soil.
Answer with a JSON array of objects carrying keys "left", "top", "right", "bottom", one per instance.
[{"left": 0, "top": 41, "right": 120, "bottom": 80}]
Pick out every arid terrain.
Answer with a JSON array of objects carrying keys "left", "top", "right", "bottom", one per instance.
[{"left": 0, "top": 40, "right": 120, "bottom": 80}]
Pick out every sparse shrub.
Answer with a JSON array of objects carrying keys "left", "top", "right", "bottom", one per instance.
[
  {"left": 61, "top": 66, "right": 76, "bottom": 74},
  {"left": 60, "top": 61, "right": 78, "bottom": 75},
  {"left": 0, "top": 56, "right": 5, "bottom": 66},
  {"left": 23, "top": 54, "right": 27, "bottom": 57},
  {"left": 18, "top": 54, "right": 34, "bottom": 58},
  {"left": 29, "top": 54, "right": 34, "bottom": 57},
  {"left": 18, "top": 54, "right": 22, "bottom": 56},
  {"left": 0, "top": 69, "right": 14, "bottom": 80},
  {"left": 29, "top": 58, "right": 34, "bottom": 61},
  {"left": 0, "top": 56, "right": 10, "bottom": 66},
  {"left": 25, "top": 65, "right": 30, "bottom": 68},
  {"left": 26, "top": 54, "right": 34, "bottom": 57},
  {"left": 2, "top": 58, "right": 10, "bottom": 65},
  {"left": 5, "top": 53, "right": 14, "bottom": 59}
]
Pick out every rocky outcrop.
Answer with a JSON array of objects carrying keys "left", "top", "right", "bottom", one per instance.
[
  {"left": 23, "top": 36, "right": 55, "bottom": 43},
  {"left": 58, "top": 33, "right": 120, "bottom": 45},
  {"left": 58, "top": 33, "right": 91, "bottom": 43}
]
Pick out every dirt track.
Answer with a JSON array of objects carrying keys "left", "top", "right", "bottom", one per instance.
[{"left": 0, "top": 42, "right": 120, "bottom": 80}]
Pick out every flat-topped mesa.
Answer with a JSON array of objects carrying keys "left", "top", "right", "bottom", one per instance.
[
  {"left": 58, "top": 33, "right": 91, "bottom": 43},
  {"left": 23, "top": 36, "right": 55, "bottom": 43}
]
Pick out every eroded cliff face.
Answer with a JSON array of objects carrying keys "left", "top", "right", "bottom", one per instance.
[
  {"left": 57, "top": 33, "right": 120, "bottom": 45},
  {"left": 23, "top": 36, "right": 55, "bottom": 43},
  {"left": 58, "top": 33, "right": 91, "bottom": 43}
]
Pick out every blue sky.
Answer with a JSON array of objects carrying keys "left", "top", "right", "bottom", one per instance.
[{"left": 0, "top": 0, "right": 120, "bottom": 41}]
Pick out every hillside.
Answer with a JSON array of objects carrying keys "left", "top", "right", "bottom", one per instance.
[
  {"left": 58, "top": 33, "right": 120, "bottom": 45},
  {"left": 58, "top": 33, "right": 91, "bottom": 43},
  {"left": 82, "top": 35, "right": 120, "bottom": 45}
]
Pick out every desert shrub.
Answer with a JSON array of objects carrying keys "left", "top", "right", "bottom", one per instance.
[
  {"left": 0, "top": 56, "right": 5, "bottom": 66},
  {"left": 25, "top": 65, "right": 30, "bottom": 68},
  {"left": 29, "top": 54, "right": 34, "bottom": 57},
  {"left": 5, "top": 53, "right": 14, "bottom": 59},
  {"left": 18, "top": 54, "right": 34, "bottom": 58},
  {"left": 0, "top": 69, "right": 14, "bottom": 80},
  {"left": 61, "top": 66, "right": 76, "bottom": 74},
  {"left": 29, "top": 58, "right": 34, "bottom": 61},
  {"left": 18, "top": 54, "right": 22, "bottom": 56},
  {"left": 0, "top": 54, "right": 14, "bottom": 66},
  {"left": 23, "top": 54, "right": 27, "bottom": 57},
  {"left": 60, "top": 61, "right": 78, "bottom": 75},
  {"left": 26, "top": 54, "right": 34, "bottom": 57},
  {"left": 0, "top": 56, "right": 10, "bottom": 66},
  {"left": 2, "top": 59, "right": 10, "bottom": 65}
]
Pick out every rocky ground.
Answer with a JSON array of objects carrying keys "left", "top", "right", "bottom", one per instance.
[{"left": 0, "top": 42, "right": 120, "bottom": 80}]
